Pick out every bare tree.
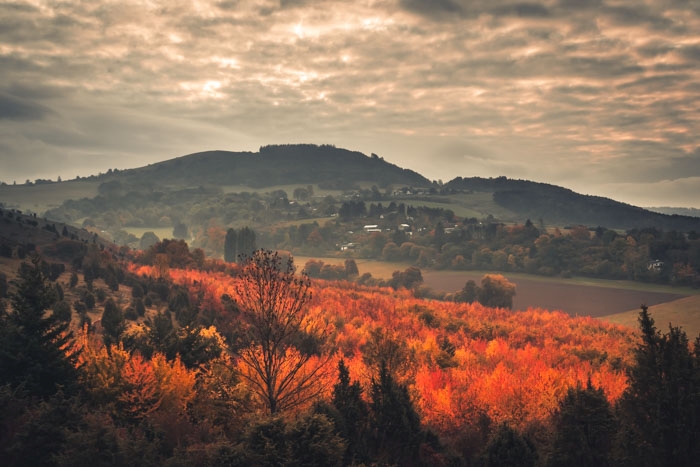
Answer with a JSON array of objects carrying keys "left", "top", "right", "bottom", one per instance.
[{"left": 233, "top": 249, "right": 330, "bottom": 414}]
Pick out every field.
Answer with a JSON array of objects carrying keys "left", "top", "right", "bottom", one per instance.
[
  {"left": 292, "top": 255, "right": 699, "bottom": 334},
  {"left": 122, "top": 227, "right": 178, "bottom": 241},
  {"left": 0, "top": 181, "right": 100, "bottom": 214},
  {"left": 419, "top": 270, "right": 688, "bottom": 317},
  {"left": 604, "top": 295, "right": 700, "bottom": 338}
]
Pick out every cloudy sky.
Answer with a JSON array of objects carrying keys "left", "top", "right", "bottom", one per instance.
[{"left": 1, "top": 0, "right": 699, "bottom": 207}]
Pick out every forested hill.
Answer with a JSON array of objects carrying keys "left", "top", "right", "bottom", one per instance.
[
  {"left": 445, "top": 176, "right": 700, "bottom": 231},
  {"left": 117, "top": 144, "right": 431, "bottom": 189}
]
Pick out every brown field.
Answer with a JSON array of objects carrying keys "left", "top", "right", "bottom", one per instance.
[
  {"left": 423, "top": 271, "right": 687, "bottom": 319},
  {"left": 292, "top": 256, "right": 695, "bottom": 331}
]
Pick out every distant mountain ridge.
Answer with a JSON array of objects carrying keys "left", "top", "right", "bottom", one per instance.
[
  {"left": 4, "top": 144, "right": 699, "bottom": 233},
  {"left": 647, "top": 207, "right": 700, "bottom": 218},
  {"left": 446, "top": 176, "right": 700, "bottom": 231},
  {"left": 118, "top": 144, "right": 430, "bottom": 189}
]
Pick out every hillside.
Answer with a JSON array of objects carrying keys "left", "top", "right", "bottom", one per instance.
[
  {"left": 116, "top": 144, "right": 431, "bottom": 189},
  {"left": 445, "top": 176, "right": 700, "bottom": 231},
  {"left": 0, "top": 228, "right": 645, "bottom": 465},
  {"left": 0, "top": 206, "right": 113, "bottom": 255},
  {"left": 2, "top": 144, "right": 698, "bottom": 234}
]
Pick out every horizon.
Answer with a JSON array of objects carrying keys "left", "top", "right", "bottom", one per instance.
[
  {"left": 2, "top": 143, "right": 700, "bottom": 212},
  {"left": 1, "top": 1, "right": 699, "bottom": 208}
]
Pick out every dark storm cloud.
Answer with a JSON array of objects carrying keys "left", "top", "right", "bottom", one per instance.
[
  {"left": 557, "top": 0, "right": 602, "bottom": 9},
  {"left": 0, "top": 93, "right": 52, "bottom": 121},
  {"left": 399, "top": 0, "right": 463, "bottom": 19},
  {"left": 493, "top": 3, "right": 551, "bottom": 18},
  {"left": 679, "top": 45, "right": 700, "bottom": 62},
  {"left": 216, "top": 0, "right": 240, "bottom": 9},
  {"left": 400, "top": 0, "right": 552, "bottom": 19}
]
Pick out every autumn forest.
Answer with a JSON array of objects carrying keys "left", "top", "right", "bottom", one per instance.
[{"left": 1, "top": 228, "right": 699, "bottom": 467}]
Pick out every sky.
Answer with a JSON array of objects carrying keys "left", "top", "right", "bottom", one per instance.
[{"left": 1, "top": 0, "right": 699, "bottom": 208}]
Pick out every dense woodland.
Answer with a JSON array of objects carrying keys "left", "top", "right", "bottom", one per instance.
[{"left": 1, "top": 235, "right": 700, "bottom": 466}]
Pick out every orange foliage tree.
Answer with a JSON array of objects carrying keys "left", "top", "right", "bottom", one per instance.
[
  {"left": 232, "top": 250, "right": 333, "bottom": 414},
  {"left": 129, "top": 258, "right": 635, "bottom": 440}
]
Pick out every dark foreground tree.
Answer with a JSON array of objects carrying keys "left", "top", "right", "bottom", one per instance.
[
  {"left": 234, "top": 249, "right": 330, "bottom": 414},
  {"left": 332, "top": 359, "right": 369, "bottom": 465},
  {"left": 369, "top": 362, "right": 423, "bottom": 466},
  {"left": 236, "top": 413, "right": 345, "bottom": 466},
  {"left": 0, "top": 256, "right": 79, "bottom": 398},
  {"left": 616, "top": 305, "right": 700, "bottom": 467},
  {"left": 548, "top": 382, "right": 616, "bottom": 467},
  {"left": 482, "top": 423, "right": 537, "bottom": 467}
]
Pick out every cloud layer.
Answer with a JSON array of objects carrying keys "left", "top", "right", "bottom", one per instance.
[{"left": 1, "top": 0, "right": 698, "bottom": 207}]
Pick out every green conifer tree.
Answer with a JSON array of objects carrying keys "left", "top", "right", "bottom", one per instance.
[
  {"left": 616, "top": 305, "right": 700, "bottom": 467},
  {"left": 332, "top": 359, "right": 369, "bottom": 464},
  {"left": 482, "top": 423, "right": 537, "bottom": 467},
  {"left": 0, "top": 256, "right": 79, "bottom": 397},
  {"left": 224, "top": 228, "right": 237, "bottom": 263},
  {"left": 548, "top": 382, "right": 616, "bottom": 467},
  {"left": 101, "top": 298, "right": 125, "bottom": 347},
  {"left": 369, "top": 362, "right": 423, "bottom": 465}
]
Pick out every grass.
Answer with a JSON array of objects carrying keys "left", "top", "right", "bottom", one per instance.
[
  {"left": 292, "top": 255, "right": 414, "bottom": 279},
  {"left": 122, "top": 227, "right": 176, "bottom": 241},
  {"left": 0, "top": 181, "right": 100, "bottom": 214},
  {"left": 291, "top": 254, "right": 700, "bottom": 296},
  {"left": 270, "top": 217, "right": 336, "bottom": 229},
  {"left": 603, "top": 295, "right": 700, "bottom": 337},
  {"left": 449, "top": 269, "right": 700, "bottom": 295}
]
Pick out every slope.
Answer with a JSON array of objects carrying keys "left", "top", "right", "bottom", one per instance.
[
  {"left": 445, "top": 176, "right": 700, "bottom": 231},
  {"left": 117, "top": 144, "right": 431, "bottom": 189}
]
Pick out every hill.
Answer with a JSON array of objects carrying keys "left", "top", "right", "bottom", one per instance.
[
  {"left": 0, "top": 206, "right": 112, "bottom": 256},
  {"left": 0, "top": 228, "right": 643, "bottom": 465},
  {"left": 648, "top": 207, "right": 700, "bottom": 217},
  {"left": 445, "top": 176, "right": 700, "bottom": 231},
  {"left": 3, "top": 144, "right": 700, "bottom": 263},
  {"left": 116, "top": 144, "right": 431, "bottom": 189}
]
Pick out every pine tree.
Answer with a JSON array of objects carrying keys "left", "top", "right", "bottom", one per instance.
[
  {"left": 482, "top": 423, "right": 537, "bottom": 467},
  {"left": 101, "top": 298, "right": 125, "bottom": 347},
  {"left": 224, "top": 227, "right": 256, "bottom": 263},
  {"left": 548, "top": 382, "right": 616, "bottom": 467},
  {"left": 616, "top": 305, "right": 700, "bottom": 467},
  {"left": 224, "top": 228, "right": 237, "bottom": 263},
  {"left": 332, "top": 359, "right": 369, "bottom": 464},
  {"left": 369, "top": 362, "right": 423, "bottom": 465},
  {"left": 237, "top": 227, "right": 256, "bottom": 259},
  {"left": 0, "top": 256, "right": 79, "bottom": 397}
]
